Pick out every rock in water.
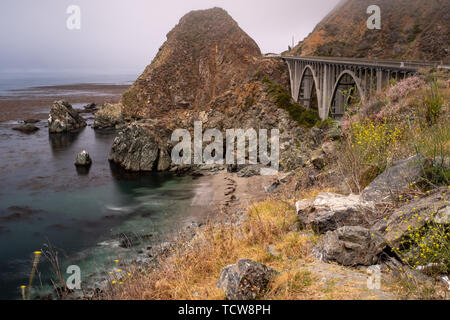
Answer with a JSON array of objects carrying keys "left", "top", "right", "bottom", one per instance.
[
  {"left": 75, "top": 151, "right": 92, "bottom": 167},
  {"left": 109, "top": 124, "right": 171, "bottom": 172},
  {"left": 12, "top": 124, "right": 40, "bottom": 133},
  {"left": 48, "top": 100, "right": 87, "bottom": 133},
  {"left": 217, "top": 259, "right": 277, "bottom": 300},
  {"left": 23, "top": 119, "right": 40, "bottom": 124},
  {"left": 93, "top": 103, "right": 123, "bottom": 129}
]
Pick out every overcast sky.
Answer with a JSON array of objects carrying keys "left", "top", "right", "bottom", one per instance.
[{"left": 0, "top": 0, "right": 341, "bottom": 75}]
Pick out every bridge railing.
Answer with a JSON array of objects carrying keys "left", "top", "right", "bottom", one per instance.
[{"left": 280, "top": 55, "right": 444, "bottom": 70}]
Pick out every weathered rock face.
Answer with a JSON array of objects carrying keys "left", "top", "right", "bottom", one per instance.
[
  {"left": 313, "top": 226, "right": 384, "bottom": 266},
  {"left": 373, "top": 187, "right": 449, "bottom": 248},
  {"left": 362, "top": 155, "right": 424, "bottom": 202},
  {"left": 217, "top": 259, "right": 277, "bottom": 300},
  {"left": 296, "top": 193, "right": 377, "bottom": 234},
  {"left": 93, "top": 103, "right": 124, "bottom": 129},
  {"left": 121, "top": 7, "right": 262, "bottom": 118},
  {"left": 108, "top": 124, "right": 171, "bottom": 172},
  {"left": 290, "top": 0, "right": 450, "bottom": 63},
  {"left": 12, "top": 124, "right": 40, "bottom": 133},
  {"left": 48, "top": 101, "right": 87, "bottom": 133}
]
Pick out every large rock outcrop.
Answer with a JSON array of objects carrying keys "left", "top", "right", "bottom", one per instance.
[
  {"left": 362, "top": 155, "right": 424, "bottom": 202},
  {"left": 296, "top": 193, "right": 377, "bottom": 234},
  {"left": 289, "top": 0, "right": 450, "bottom": 63},
  {"left": 93, "top": 103, "right": 124, "bottom": 129},
  {"left": 107, "top": 8, "right": 309, "bottom": 174},
  {"left": 108, "top": 124, "right": 172, "bottom": 172},
  {"left": 48, "top": 101, "right": 87, "bottom": 133},
  {"left": 121, "top": 7, "right": 263, "bottom": 119},
  {"left": 313, "top": 226, "right": 384, "bottom": 266},
  {"left": 217, "top": 259, "right": 277, "bottom": 300}
]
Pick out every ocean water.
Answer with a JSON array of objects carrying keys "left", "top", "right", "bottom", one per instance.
[
  {"left": 0, "top": 76, "right": 210, "bottom": 300},
  {"left": 0, "top": 71, "right": 137, "bottom": 95}
]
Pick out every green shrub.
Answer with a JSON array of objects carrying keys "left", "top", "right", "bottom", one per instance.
[
  {"left": 424, "top": 81, "right": 444, "bottom": 125},
  {"left": 393, "top": 221, "right": 450, "bottom": 276},
  {"left": 263, "top": 78, "right": 320, "bottom": 128}
]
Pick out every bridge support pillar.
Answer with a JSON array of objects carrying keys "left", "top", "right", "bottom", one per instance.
[{"left": 302, "top": 77, "right": 313, "bottom": 108}]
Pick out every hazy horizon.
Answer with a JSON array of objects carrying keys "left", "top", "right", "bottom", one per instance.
[{"left": 0, "top": 0, "right": 341, "bottom": 75}]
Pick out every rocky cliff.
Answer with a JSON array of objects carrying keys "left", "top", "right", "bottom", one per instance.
[
  {"left": 121, "top": 7, "right": 264, "bottom": 119},
  {"left": 110, "top": 7, "right": 311, "bottom": 173},
  {"left": 289, "top": 0, "right": 450, "bottom": 63}
]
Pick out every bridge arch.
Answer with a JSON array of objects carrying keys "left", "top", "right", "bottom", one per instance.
[
  {"left": 298, "top": 65, "right": 321, "bottom": 109},
  {"left": 329, "top": 70, "right": 364, "bottom": 118}
]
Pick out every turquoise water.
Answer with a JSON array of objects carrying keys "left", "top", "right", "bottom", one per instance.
[{"left": 0, "top": 114, "right": 206, "bottom": 299}]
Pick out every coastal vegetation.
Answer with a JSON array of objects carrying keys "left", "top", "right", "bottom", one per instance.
[{"left": 96, "top": 69, "right": 449, "bottom": 300}]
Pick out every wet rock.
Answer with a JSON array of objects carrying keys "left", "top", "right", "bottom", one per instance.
[
  {"left": 109, "top": 124, "right": 170, "bottom": 172},
  {"left": 75, "top": 151, "right": 92, "bottom": 167},
  {"left": 117, "top": 232, "right": 154, "bottom": 249},
  {"left": 313, "top": 226, "right": 384, "bottom": 266},
  {"left": 48, "top": 101, "right": 87, "bottom": 133},
  {"left": 12, "top": 124, "right": 40, "bottom": 133},
  {"left": 23, "top": 119, "right": 40, "bottom": 124},
  {"left": 362, "top": 155, "right": 425, "bottom": 202},
  {"left": 217, "top": 259, "right": 277, "bottom": 300},
  {"left": 296, "top": 193, "right": 377, "bottom": 234},
  {"left": 80, "top": 103, "right": 99, "bottom": 114}
]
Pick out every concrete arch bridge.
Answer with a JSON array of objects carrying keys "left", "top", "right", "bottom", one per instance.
[{"left": 282, "top": 56, "right": 444, "bottom": 120}]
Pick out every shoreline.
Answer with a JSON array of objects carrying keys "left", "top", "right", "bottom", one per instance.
[
  {"left": 0, "top": 83, "right": 129, "bottom": 123},
  {"left": 74, "top": 169, "right": 277, "bottom": 300}
]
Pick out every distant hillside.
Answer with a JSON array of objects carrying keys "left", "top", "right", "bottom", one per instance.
[{"left": 289, "top": 0, "right": 450, "bottom": 63}]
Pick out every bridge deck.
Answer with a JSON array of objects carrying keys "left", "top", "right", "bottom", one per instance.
[{"left": 280, "top": 55, "right": 446, "bottom": 72}]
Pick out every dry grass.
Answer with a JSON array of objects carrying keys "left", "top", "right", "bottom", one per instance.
[{"left": 101, "top": 199, "right": 321, "bottom": 300}]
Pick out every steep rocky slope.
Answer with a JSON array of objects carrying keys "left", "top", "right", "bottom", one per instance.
[
  {"left": 121, "top": 7, "right": 263, "bottom": 119},
  {"left": 289, "top": 0, "right": 450, "bottom": 63},
  {"left": 109, "top": 7, "right": 314, "bottom": 173}
]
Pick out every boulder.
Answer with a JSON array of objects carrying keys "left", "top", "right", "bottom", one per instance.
[
  {"left": 12, "top": 124, "right": 39, "bottom": 133},
  {"left": 80, "top": 103, "right": 99, "bottom": 114},
  {"left": 296, "top": 193, "right": 377, "bottom": 234},
  {"left": 217, "top": 259, "right": 277, "bottom": 300},
  {"left": 23, "top": 119, "right": 40, "bottom": 124},
  {"left": 264, "top": 180, "right": 280, "bottom": 193},
  {"left": 109, "top": 124, "right": 170, "bottom": 172},
  {"left": 93, "top": 103, "right": 123, "bottom": 129},
  {"left": 48, "top": 101, "right": 87, "bottom": 133},
  {"left": 362, "top": 155, "right": 424, "bottom": 202},
  {"left": 236, "top": 165, "right": 262, "bottom": 178},
  {"left": 374, "top": 187, "right": 449, "bottom": 248},
  {"left": 433, "top": 206, "right": 449, "bottom": 225},
  {"left": 310, "top": 149, "right": 326, "bottom": 170},
  {"left": 313, "top": 226, "right": 384, "bottom": 266},
  {"left": 75, "top": 151, "right": 92, "bottom": 167}
]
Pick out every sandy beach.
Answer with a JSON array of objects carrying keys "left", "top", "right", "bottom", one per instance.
[{"left": 0, "top": 84, "right": 130, "bottom": 122}]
